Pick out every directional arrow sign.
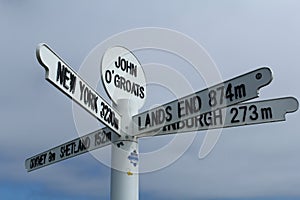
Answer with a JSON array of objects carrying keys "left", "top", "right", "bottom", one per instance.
[
  {"left": 37, "top": 43, "right": 121, "bottom": 135},
  {"left": 25, "top": 127, "right": 112, "bottom": 172},
  {"left": 133, "top": 67, "right": 273, "bottom": 135},
  {"left": 136, "top": 97, "right": 298, "bottom": 137}
]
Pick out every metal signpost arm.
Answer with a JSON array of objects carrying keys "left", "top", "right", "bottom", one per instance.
[
  {"left": 136, "top": 97, "right": 299, "bottom": 138},
  {"left": 132, "top": 67, "right": 273, "bottom": 135},
  {"left": 36, "top": 43, "right": 122, "bottom": 135},
  {"left": 25, "top": 127, "right": 113, "bottom": 172}
]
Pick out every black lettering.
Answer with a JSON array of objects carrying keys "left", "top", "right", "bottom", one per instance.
[
  {"left": 145, "top": 114, "right": 151, "bottom": 127},
  {"left": 213, "top": 109, "right": 223, "bottom": 125},
  {"left": 131, "top": 63, "right": 137, "bottom": 77},
  {"left": 208, "top": 90, "right": 217, "bottom": 107},
  {"left": 226, "top": 83, "right": 234, "bottom": 102},
  {"left": 77, "top": 140, "right": 85, "bottom": 152},
  {"left": 95, "top": 132, "right": 102, "bottom": 146},
  {"left": 84, "top": 87, "right": 89, "bottom": 104},
  {"left": 56, "top": 61, "right": 64, "bottom": 85},
  {"left": 140, "top": 86, "right": 145, "bottom": 99},
  {"left": 63, "top": 68, "right": 70, "bottom": 90},
  {"left": 193, "top": 96, "right": 201, "bottom": 112},
  {"left": 115, "top": 56, "right": 138, "bottom": 77},
  {"left": 120, "top": 58, "right": 127, "bottom": 71},
  {"left": 84, "top": 137, "right": 91, "bottom": 149},
  {"left": 115, "top": 56, "right": 121, "bottom": 68},
  {"left": 114, "top": 74, "right": 120, "bottom": 88},
  {"left": 138, "top": 116, "right": 145, "bottom": 131},
  {"left": 178, "top": 100, "right": 184, "bottom": 118},
  {"left": 69, "top": 73, "right": 76, "bottom": 94},
  {"left": 261, "top": 107, "right": 272, "bottom": 119},
  {"left": 185, "top": 98, "right": 193, "bottom": 116},
  {"left": 79, "top": 81, "right": 85, "bottom": 101},
  {"left": 105, "top": 70, "right": 112, "bottom": 83},
  {"left": 65, "top": 143, "right": 72, "bottom": 157},
  {"left": 48, "top": 151, "right": 56, "bottom": 162},
  {"left": 30, "top": 154, "right": 47, "bottom": 169},
  {"left": 60, "top": 146, "right": 65, "bottom": 158},
  {"left": 166, "top": 106, "right": 172, "bottom": 122},
  {"left": 126, "top": 80, "right": 131, "bottom": 92},
  {"left": 120, "top": 76, "right": 126, "bottom": 90},
  {"left": 204, "top": 112, "right": 212, "bottom": 126},
  {"left": 235, "top": 84, "right": 246, "bottom": 99},
  {"left": 30, "top": 159, "right": 34, "bottom": 169},
  {"left": 230, "top": 107, "right": 239, "bottom": 123},
  {"left": 56, "top": 62, "right": 76, "bottom": 93},
  {"left": 133, "top": 83, "right": 139, "bottom": 97},
  {"left": 217, "top": 86, "right": 225, "bottom": 104},
  {"left": 239, "top": 105, "right": 247, "bottom": 122},
  {"left": 93, "top": 96, "right": 98, "bottom": 113},
  {"left": 249, "top": 105, "right": 258, "bottom": 120},
  {"left": 157, "top": 109, "right": 165, "bottom": 125},
  {"left": 178, "top": 121, "right": 185, "bottom": 129},
  {"left": 151, "top": 110, "right": 160, "bottom": 126},
  {"left": 74, "top": 141, "right": 79, "bottom": 154},
  {"left": 195, "top": 114, "right": 204, "bottom": 127},
  {"left": 186, "top": 118, "right": 194, "bottom": 128}
]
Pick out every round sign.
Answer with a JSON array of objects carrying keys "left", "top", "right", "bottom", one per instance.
[{"left": 101, "top": 46, "right": 146, "bottom": 109}]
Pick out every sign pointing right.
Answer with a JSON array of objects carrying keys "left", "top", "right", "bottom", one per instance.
[
  {"left": 133, "top": 67, "right": 273, "bottom": 135},
  {"left": 136, "top": 97, "right": 298, "bottom": 137}
]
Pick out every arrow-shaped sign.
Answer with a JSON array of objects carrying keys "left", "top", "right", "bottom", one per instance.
[
  {"left": 133, "top": 67, "right": 273, "bottom": 135},
  {"left": 37, "top": 44, "right": 121, "bottom": 135},
  {"left": 136, "top": 97, "right": 298, "bottom": 137},
  {"left": 25, "top": 127, "right": 112, "bottom": 172}
]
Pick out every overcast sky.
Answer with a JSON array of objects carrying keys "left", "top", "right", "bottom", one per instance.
[{"left": 1, "top": 1, "right": 300, "bottom": 199}]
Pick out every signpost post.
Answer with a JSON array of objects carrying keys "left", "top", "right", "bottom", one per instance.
[
  {"left": 100, "top": 46, "right": 146, "bottom": 200},
  {"left": 27, "top": 43, "right": 299, "bottom": 200}
]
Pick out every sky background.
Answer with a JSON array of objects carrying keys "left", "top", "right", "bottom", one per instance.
[{"left": 1, "top": 0, "right": 300, "bottom": 199}]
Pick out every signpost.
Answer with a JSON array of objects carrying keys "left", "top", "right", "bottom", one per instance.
[
  {"left": 133, "top": 67, "right": 273, "bottom": 135},
  {"left": 27, "top": 43, "right": 299, "bottom": 200},
  {"left": 37, "top": 44, "right": 121, "bottom": 135}
]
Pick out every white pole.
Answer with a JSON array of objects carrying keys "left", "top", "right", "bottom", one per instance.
[{"left": 111, "top": 99, "right": 139, "bottom": 200}]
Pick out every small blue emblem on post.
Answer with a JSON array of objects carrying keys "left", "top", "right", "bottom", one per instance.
[{"left": 128, "top": 150, "right": 138, "bottom": 167}]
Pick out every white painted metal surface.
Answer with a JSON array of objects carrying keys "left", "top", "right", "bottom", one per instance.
[
  {"left": 136, "top": 97, "right": 298, "bottom": 137},
  {"left": 111, "top": 99, "right": 139, "bottom": 200},
  {"left": 37, "top": 43, "right": 121, "bottom": 135},
  {"left": 101, "top": 46, "right": 146, "bottom": 109},
  {"left": 25, "top": 127, "right": 112, "bottom": 172},
  {"left": 133, "top": 67, "right": 273, "bottom": 135}
]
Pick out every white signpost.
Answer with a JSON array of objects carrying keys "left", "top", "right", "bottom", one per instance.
[
  {"left": 36, "top": 44, "right": 121, "bottom": 135},
  {"left": 27, "top": 43, "right": 299, "bottom": 200}
]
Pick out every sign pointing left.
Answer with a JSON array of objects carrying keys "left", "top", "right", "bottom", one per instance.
[
  {"left": 36, "top": 43, "right": 121, "bottom": 135},
  {"left": 25, "top": 127, "right": 112, "bottom": 172}
]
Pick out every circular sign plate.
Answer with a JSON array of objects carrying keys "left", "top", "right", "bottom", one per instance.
[{"left": 101, "top": 46, "right": 146, "bottom": 109}]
